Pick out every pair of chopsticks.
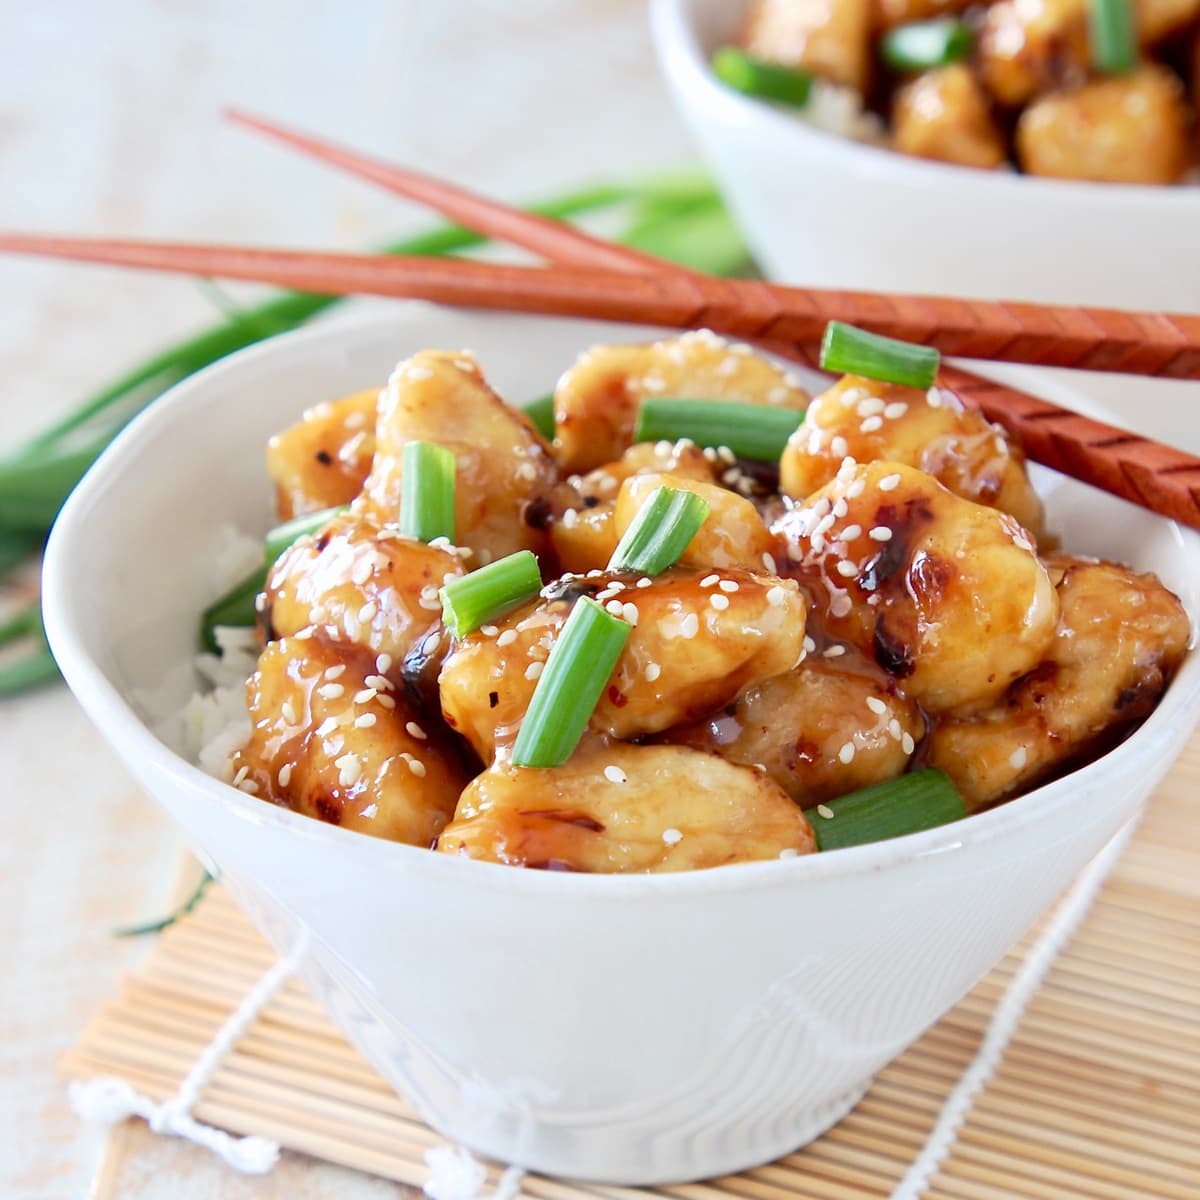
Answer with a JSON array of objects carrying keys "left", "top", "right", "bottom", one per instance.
[{"left": 3, "top": 111, "right": 1200, "bottom": 530}]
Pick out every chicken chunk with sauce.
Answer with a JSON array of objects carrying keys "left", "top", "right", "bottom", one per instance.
[
  {"left": 781, "top": 374, "right": 1044, "bottom": 539},
  {"left": 774, "top": 461, "right": 1058, "bottom": 713},
  {"left": 553, "top": 330, "right": 809, "bottom": 473},
  {"left": 231, "top": 637, "right": 467, "bottom": 845},
  {"left": 436, "top": 741, "right": 816, "bottom": 871},
  {"left": 439, "top": 568, "right": 806, "bottom": 761},
  {"left": 926, "top": 555, "right": 1189, "bottom": 810},
  {"left": 892, "top": 66, "right": 1008, "bottom": 171},
  {"left": 742, "top": 0, "right": 873, "bottom": 91}
]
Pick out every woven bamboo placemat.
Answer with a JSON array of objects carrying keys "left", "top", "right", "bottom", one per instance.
[{"left": 62, "top": 740, "right": 1200, "bottom": 1199}]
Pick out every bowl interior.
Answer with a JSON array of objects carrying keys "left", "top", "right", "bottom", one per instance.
[{"left": 43, "top": 304, "right": 1200, "bottom": 890}]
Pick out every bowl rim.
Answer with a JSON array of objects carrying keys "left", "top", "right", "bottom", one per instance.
[
  {"left": 650, "top": 0, "right": 1200, "bottom": 210},
  {"left": 42, "top": 305, "right": 1200, "bottom": 900}
]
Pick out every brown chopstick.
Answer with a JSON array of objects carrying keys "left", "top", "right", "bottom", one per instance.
[
  {"left": 224, "top": 113, "right": 1200, "bottom": 530},
  {"left": 3, "top": 230, "right": 1200, "bottom": 381}
]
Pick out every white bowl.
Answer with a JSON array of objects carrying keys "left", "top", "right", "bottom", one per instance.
[
  {"left": 650, "top": 0, "right": 1200, "bottom": 312},
  {"left": 43, "top": 307, "right": 1200, "bottom": 1183}
]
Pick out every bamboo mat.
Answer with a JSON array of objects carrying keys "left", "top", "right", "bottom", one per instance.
[{"left": 63, "top": 743, "right": 1200, "bottom": 1200}]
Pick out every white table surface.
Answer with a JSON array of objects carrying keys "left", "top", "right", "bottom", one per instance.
[{"left": 2, "top": 4, "right": 1196, "bottom": 1197}]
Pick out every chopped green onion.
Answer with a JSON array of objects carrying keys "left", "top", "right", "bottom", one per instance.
[
  {"left": 522, "top": 394, "right": 557, "bottom": 442},
  {"left": 264, "top": 505, "right": 348, "bottom": 565},
  {"left": 804, "top": 769, "right": 966, "bottom": 851},
  {"left": 712, "top": 46, "right": 813, "bottom": 109},
  {"left": 200, "top": 564, "right": 268, "bottom": 652},
  {"left": 440, "top": 550, "right": 542, "bottom": 638},
  {"left": 880, "top": 18, "right": 973, "bottom": 72},
  {"left": 1089, "top": 0, "right": 1137, "bottom": 74},
  {"left": 608, "top": 485, "right": 711, "bottom": 575},
  {"left": 635, "top": 397, "right": 803, "bottom": 462},
  {"left": 511, "top": 597, "right": 632, "bottom": 768},
  {"left": 399, "top": 441, "right": 457, "bottom": 543},
  {"left": 820, "top": 321, "right": 940, "bottom": 390}
]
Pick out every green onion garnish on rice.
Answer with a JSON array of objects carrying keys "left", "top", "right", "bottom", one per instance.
[
  {"left": 399, "top": 441, "right": 457, "bottom": 544},
  {"left": 880, "top": 18, "right": 973, "bottom": 73},
  {"left": 635, "top": 397, "right": 803, "bottom": 462},
  {"left": 1089, "top": 0, "right": 1137, "bottom": 75},
  {"left": 199, "top": 564, "right": 269, "bottom": 653},
  {"left": 820, "top": 321, "right": 940, "bottom": 390},
  {"left": 803, "top": 769, "right": 966, "bottom": 851},
  {"left": 608, "top": 485, "right": 711, "bottom": 575},
  {"left": 711, "top": 46, "right": 814, "bottom": 109},
  {"left": 511, "top": 596, "right": 632, "bottom": 768},
  {"left": 522, "top": 394, "right": 556, "bottom": 441},
  {"left": 439, "top": 550, "right": 543, "bottom": 638},
  {"left": 264, "top": 505, "right": 349, "bottom": 565}
]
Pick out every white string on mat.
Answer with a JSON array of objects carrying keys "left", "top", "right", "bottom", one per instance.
[
  {"left": 889, "top": 820, "right": 1136, "bottom": 1200},
  {"left": 69, "top": 930, "right": 309, "bottom": 1175},
  {"left": 423, "top": 1145, "right": 526, "bottom": 1200}
]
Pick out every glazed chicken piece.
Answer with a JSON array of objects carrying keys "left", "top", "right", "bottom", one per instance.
[
  {"left": 1016, "top": 67, "right": 1190, "bottom": 185},
  {"left": 926, "top": 556, "right": 1189, "bottom": 810},
  {"left": 266, "top": 510, "right": 466, "bottom": 666},
  {"left": 742, "top": 0, "right": 873, "bottom": 91},
  {"left": 358, "top": 350, "right": 556, "bottom": 564},
  {"left": 892, "top": 66, "right": 1007, "bottom": 171},
  {"left": 675, "top": 654, "right": 923, "bottom": 806},
  {"left": 774, "top": 461, "right": 1058, "bottom": 714},
  {"left": 439, "top": 568, "right": 807, "bottom": 761},
  {"left": 615, "top": 472, "right": 779, "bottom": 572},
  {"left": 266, "top": 389, "right": 378, "bottom": 520},
  {"left": 548, "top": 441, "right": 716, "bottom": 575},
  {"left": 781, "top": 375, "right": 1044, "bottom": 540},
  {"left": 553, "top": 330, "right": 809, "bottom": 473},
  {"left": 436, "top": 740, "right": 816, "bottom": 872},
  {"left": 230, "top": 637, "right": 467, "bottom": 845}
]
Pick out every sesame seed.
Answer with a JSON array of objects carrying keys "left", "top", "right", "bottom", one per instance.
[
  {"left": 884, "top": 402, "right": 908, "bottom": 420},
  {"left": 376, "top": 653, "right": 393, "bottom": 674},
  {"left": 879, "top": 473, "right": 902, "bottom": 492},
  {"left": 830, "top": 435, "right": 849, "bottom": 459},
  {"left": 804, "top": 636, "right": 817, "bottom": 654},
  {"left": 281, "top": 701, "right": 297, "bottom": 724},
  {"left": 830, "top": 593, "right": 853, "bottom": 618},
  {"left": 835, "top": 560, "right": 858, "bottom": 578},
  {"left": 889, "top": 718, "right": 903, "bottom": 740},
  {"left": 407, "top": 757, "right": 427, "bottom": 777},
  {"left": 622, "top": 602, "right": 639, "bottom": 625},
  {"left": 857, "top": 396, "right": 885, "bottom": 417},
  {"left": 365, "top": 674, "right": 394, "bottom": 692},
  {"left": 680, "top": 613, "right": 699, "bottom": 639},
  {"left": 717, "top": 445, "right": 736, "bottom": 464},
  {"left": 497, "top": 629, "right": 518, "bottom": 647},
  {"left": 525, "top": 661, "right": 544, "bottom": 681},
  {"left": 762, "top": 552, "right": 778, "bottom": 573},
  {"left": 902, "top": 732, "right": 916, "bottom": 756},
  {"left": 277, "top": 763, "right": 293, "bottom": 788},
  {"left": 376, "top": 694, "right": 396, "bottom": 709},
  {"left": 357, "top": 601, "right": 378, "bottom": 623},
  {"left": 318, "top": 683, "right": 345, "bottom": 700},
  {"left": 335, "top": 754, "right": 361, "bottom": 787},
  {"left": 847, "top": 479, "right": 866, "bottom": 499},
  {"left": 833, "top": 498, "right": 849, "bottom": 518},
  {"left": 232, "top": 765, "right": 249, "bottom": 787},
  {"left": 479, "top": 625, "right": 499, "bottom": 638},
  {"left": 839, "top": 524, "right": 862, "bottom": 541},
  {"left": 1009, "top": 746, "right": 1028, "bottom": 769},
  {"left": 238, "top": 779, "right": 260, "bottom": 795},
  {"left": 817, "top": 804, "right": 835, "bottom": 820},
  {"left": 354, "top": 713, "right": 378, "bottom": 729},
  {"left": 561, "top": 508, "right": 579, "bottom": 529},
  {"left": 645, "top": 662, "right": 661, "bottom": 682},
  {"left": 255, "top": 593, "right": 268, "bottom": 613},
  {"left": 423, "top": 632, "right": 442, "bottom": 656},
  {"left": 719, "top": 579, "right": 739, "bottom": 593},
  {"left": 860, "top": 416, "right": 884, "bottom": 434},
  {"left": 636, "top": 576, "right": 653, "bottom": 589},
  {"left": 779, "top": 847, "right": 799, "bottom": 859},
  {"left": 316, "top": 717, "right": 339, "bottom": 736},
  {"left": 866, "top": 696, "right": 887, "bottom": 715},
  {"left": 869, "top": 526, "right": 893, "bottom": 542},
  {"left": 662, "top": 827, "right": 683, "bottom": 845},
  {"left": 351, "top": 559, "right": 373, "bottom": 586},
  {"left": 766, "top": 585, "right": 790, "bottom": 608},
  {"left": 605, "top": 599, "right": 624, "bottom": 616},
  {"left": 838, "top": 742, "right": 856, "bottom": 764},
  {"left": 604, "top": 765, "right": 628, "bottom": 784},
  {"left": 324, "top": 664, "right": 346, "bottom": 681},
  {"left": 823, "top": 645, "right": 846, "bottom": 658},
  {"left": 710, "top": 593, "right": 730, "bottom": 611},
  {"left": 700, "top": 574, "right": 720, "bottom": 588}
]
